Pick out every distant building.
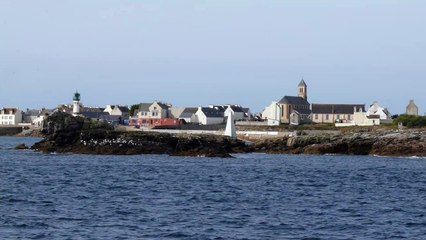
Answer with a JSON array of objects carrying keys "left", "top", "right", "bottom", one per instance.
[
  {"left": 179, "top": 107, "right": 199, "bottom": 123},
  {"left": 366, "top": 102, "right": 391, "bottom": 120},
  {"left": 278, "top": 79, "right": 311, "bottom": 124},
  {"left": 130, "top": 101, "right": 181, "bottom": 128},
  {"left": 406, "top": 100, "right": 419, "bottom": 116},
  {"left": 195, "top": 107, "right": 224, "bottom": 125},
  {"left": 23, "top": 109, "right": 43, "bottom": 124},
  {"left": 104, "top": 105, "right": 129, "bottom": 118},
  {"left": 336, "top": 107, "right": 381, "bottom": 127},
  {"left": 208, "top": 104, "right": 250, "bottom": 121},
  {"left": 262, "top": 101, "right": 281, "bottom": 126},
  {"left": 312, "top": 104, "right": 365, "bottom": 124},
  {"left": 23, "top": 109, "right": 52, "bottom": 127},
  {"left": 0, "top": 108, "right": 22, "bottom": 125}
]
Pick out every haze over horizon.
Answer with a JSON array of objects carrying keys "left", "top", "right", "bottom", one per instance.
[{"left": 1, "top": 0, "right": 425, "bottom": 114}]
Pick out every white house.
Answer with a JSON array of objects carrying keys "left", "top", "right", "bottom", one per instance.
[
  {"left": 262, "top": 101, "right": 281, "bottom": 126},
  {"left": 366, "top": 102, "right": 391, "bottom": 120},
  {"left": 0, "top": 108, "right": 22, "bottom": 125},
  {"left": 335, "top": 108, "right": 381, "bottom": 127},
  {"left": 224, "top": 105, "right": 246, "bottom": 121},
  {"left": 179, "top": 107, "right": 199, "bottom": 123},
  {"left": 104, "top": 105, "right": 129, "bottom": 117},
  {"left": 195, "top": 107, "right": 224, "bottom": 125},
  {"left": 209, "top": 104, "right": 249, "bottom": 121}
]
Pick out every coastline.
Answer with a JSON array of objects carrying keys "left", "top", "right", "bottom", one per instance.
[{"left": 13, "top": 112, "right": 425, "bottom": 158}]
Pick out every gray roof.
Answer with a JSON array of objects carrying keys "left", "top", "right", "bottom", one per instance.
[
  {"left": 116, "top": 106, "right": 129, "bottom": 113},
  {"left": 298, "top": 79, "right": 307, "bottom": 87},
  {"left": 229, "top": 106, "right": 244, "bottom": 113},
  {"left": 23, "top": 109, "right": 41, "bottom": 116},
  {"left": 211, "top": 105, "right": 226, "bottom": 112},
  {"left": 294, "top": 108, "right": 312, "bottom": 115},
  {"left": 82, "top": 107, "right": 104, "bottom": 112},
  {"left": 138, "top": 103, "right": 152, "bottom": 112},
  {"left": 179, "top": 107, "right": 198, "bottom": 118},
  {"left": 279, "top": 96, "right": 310, "bottom": 105},
  {"left": 312, "top": 104, "right": 365, "bottom": 114},
  {"left": 200, "top": 108, "right": 224, "bottom": 118},
  {"left": 81, "top": 112, "right": 110, "bottom": 119},
  {"left": 156, "top": 102, "right": 170, "bottom": 109}
]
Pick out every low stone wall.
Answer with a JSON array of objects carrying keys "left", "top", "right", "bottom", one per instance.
[
  {"left": 0, "top": 127, "right": 23, "bottom": 136},
  {"left": 236, "top": 121, "right": 268, "bottom": 126}
]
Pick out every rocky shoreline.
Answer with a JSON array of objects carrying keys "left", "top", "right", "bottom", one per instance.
[
  {"left": 29, "top": 112, "right": 426, "bottom": 158},
  {"left": 31, "top": 112, "right": 247, "bottom": 158},
  {"left": 252, "top": 129, "right": 426, "bottom": 157}
]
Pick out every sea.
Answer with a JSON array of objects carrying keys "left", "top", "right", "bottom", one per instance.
[{"left": 0, "top": 136, "right": 425, "bottom": 239}]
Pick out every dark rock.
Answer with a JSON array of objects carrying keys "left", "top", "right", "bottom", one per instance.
[{"left": 15, "top": 144, "right": 28, "bottom": 150}]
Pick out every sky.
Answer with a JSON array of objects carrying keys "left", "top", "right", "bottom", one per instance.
[{"left": 1, "top": 0, "right": 425, "bottom": 114}]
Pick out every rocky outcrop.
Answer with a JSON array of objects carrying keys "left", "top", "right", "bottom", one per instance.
[
  {"left": 31, "top": 112, "right": 247, "bottom": 158},
  {"left": 251, "top": 130, "right": 426, "bottom": 157}
]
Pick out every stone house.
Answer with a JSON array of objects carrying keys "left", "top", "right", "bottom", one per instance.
[
  {"left": 406, "top": 100, "right": 419, "bottom": 116},
  {"left": 130, "top": 101, "right": 181, "bottom": 127}
]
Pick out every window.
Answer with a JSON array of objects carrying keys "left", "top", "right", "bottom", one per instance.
[
  {"left": 326, "top": 114, "right": 329, "bottom": 120},
  {"left": 9, "top": 116, "right": 12, "bottom": 119},
  {"left": 315, "top": 114, "right": 318, "bottom": 120},
  {"left": 336, "top": 115, "right": 340, "bottom": 120}
]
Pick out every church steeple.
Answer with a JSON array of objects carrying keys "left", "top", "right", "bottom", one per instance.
[{"left": 298, "top": 79, "right": 307, "bottom": 100}]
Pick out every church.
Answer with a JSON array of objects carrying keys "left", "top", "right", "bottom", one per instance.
[{"left": 278, "top": 79, "right": 311, "bottom": 124}]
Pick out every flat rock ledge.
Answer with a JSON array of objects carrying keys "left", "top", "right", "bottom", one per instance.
[{"left": 251, "top": 130, "right": 426, "bottom": 157}]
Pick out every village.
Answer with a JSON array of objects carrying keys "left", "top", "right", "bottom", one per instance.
[{"left": 0, "top": 79, "right": 423, "bottom": 137}]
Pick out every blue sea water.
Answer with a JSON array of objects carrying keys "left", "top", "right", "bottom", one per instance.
[{"left": 0, "top": 137, "right": 425, "bottom": 239}]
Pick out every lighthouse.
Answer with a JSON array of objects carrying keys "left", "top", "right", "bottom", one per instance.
[{"left": 72, "top": 91, "right": 81, "bottom": 116}]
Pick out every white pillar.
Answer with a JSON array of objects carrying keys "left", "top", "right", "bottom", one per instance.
[{"left": 224, "top": 107, "right": 236, "bottom": 139}]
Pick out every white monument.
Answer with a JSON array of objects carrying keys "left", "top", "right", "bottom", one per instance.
[{"left": 224, "top": 106, "right": 237, "bottom": 139}]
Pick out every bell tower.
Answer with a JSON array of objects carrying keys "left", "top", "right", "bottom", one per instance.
[{"left": 298, "top": 79, "right": 307, "bottom": 100}]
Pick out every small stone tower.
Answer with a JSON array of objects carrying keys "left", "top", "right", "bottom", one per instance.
[
  {"left": 298, "top": 79, "right": 307, "bottom": 100},
  {"left": 406, "top": 100, "right": 419, "bottom": 116},
  {"left": 72, "top": 91, "right": 81, "bottom": 116}
]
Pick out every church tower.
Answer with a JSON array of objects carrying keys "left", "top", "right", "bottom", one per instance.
[
  {"left": 298, "top": 79, "right": 307, "bottom": 100},
  {"left": 72, "top": 91, "right": 81, "bottom": 116}
]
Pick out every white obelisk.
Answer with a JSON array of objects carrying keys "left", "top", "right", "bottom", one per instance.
[{"left": 224, "top": 106, "right": 236, "bottom": 139}]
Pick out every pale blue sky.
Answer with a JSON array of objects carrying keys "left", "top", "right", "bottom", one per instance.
[{"left": 1, "top": 0, "right": 425, "bottom": 114}]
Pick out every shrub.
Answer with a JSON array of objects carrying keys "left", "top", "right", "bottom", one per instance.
[{"left": 393, "top": 114, "right": 426, "bottom": 128}]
